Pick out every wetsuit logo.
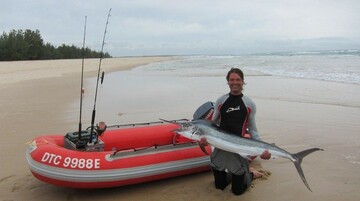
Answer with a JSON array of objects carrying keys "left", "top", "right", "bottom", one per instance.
[{"left": 226, "top": 106, "right": 240, "bottom": 113}]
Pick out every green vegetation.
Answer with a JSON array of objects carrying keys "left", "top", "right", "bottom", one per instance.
[{"left": 0, "top": 29, "right": 111, "bottom": 61}]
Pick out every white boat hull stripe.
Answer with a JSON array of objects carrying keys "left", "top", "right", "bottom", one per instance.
[{"left": 26, "top": 150, "right": 210, "bottom": 183}]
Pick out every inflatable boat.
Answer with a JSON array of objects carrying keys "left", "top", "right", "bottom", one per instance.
[{"left": 26, "top": 102, "right": 215, "bottom": 189}]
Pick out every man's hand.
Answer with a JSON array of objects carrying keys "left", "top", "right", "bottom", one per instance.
[
  {"left": 260, "top": 150, "right": 271, "bottom": 160},
  {"left": 199, "top": 137, "right": 209, "bottom": 146}
]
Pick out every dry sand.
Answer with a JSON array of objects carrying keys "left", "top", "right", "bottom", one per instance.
[{"left": 0, "top": 57, "right": 359, "bottom": 201}]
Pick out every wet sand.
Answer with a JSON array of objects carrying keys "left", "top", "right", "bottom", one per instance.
[{"left": 0, "top": 58, "right": 359, "bottom": 201}]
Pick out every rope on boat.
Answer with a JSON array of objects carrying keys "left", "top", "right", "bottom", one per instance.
[{"left": 106, "top": 118, "right": 190, "bottom": 129}]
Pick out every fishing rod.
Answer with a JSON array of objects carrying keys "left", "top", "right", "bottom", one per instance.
[
  {"left": 78, "top": 16, "right": 87, "bottom": 142},
  {"left": 89, "top": 8, "right": 112, "bottom": 143}
]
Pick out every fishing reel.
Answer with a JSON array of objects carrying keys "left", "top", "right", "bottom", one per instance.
[
  {"left": 96, "top": 121, "right": 107, "bottom": 136},
  {"left": 87, "top": 121, "right": 107, "bottom": 145}
]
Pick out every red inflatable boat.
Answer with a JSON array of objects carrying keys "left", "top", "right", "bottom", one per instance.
[{"left": 26, "top": 120, "right": 211, "bottom": 189}]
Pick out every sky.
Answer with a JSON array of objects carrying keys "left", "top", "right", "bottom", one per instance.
[{"left": 1, "top": 0, "right": 360, "bottom": 56}]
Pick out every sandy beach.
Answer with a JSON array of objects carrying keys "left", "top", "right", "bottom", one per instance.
[{"left": 1, "top": 57, "right": 359, "bottom": 201}]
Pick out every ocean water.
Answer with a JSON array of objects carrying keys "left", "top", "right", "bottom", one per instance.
[
  {"left": 135, "top": 50, "right": 360, "bottom": 85},
  {"left": 80, "top": 50, "right": 360, "bottom": 125}
]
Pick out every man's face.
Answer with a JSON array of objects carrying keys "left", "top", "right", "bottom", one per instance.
[{"left": 227, "top": 73, "right": 244, "bottom": 95}]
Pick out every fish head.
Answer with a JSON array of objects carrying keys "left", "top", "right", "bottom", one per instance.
[{"left": 173, "top": 122, "right": 203, "bottom": 141}]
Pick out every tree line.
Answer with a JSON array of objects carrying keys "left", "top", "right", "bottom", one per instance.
[{"left": 0, "top": 29, "right": 111, "bottom": 61}]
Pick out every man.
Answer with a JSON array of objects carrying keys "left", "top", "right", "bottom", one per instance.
[{"left": 205, "top": 68, "right": 271, "bottom": 195}]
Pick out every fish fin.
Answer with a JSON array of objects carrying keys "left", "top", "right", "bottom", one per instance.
[
  {"left": 247, "top": 155, "right": 258, "bottom": 161},
  {"left": 198, "top": 143, "right": 210, "bottom": 155},
  {"left": 234, "top": 152, "right": 254, "bottom": 160},
  {"left": 292, "top": 148, "right": 324, "bottom": 191}
]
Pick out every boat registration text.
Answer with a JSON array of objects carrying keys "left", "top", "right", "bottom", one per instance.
[{"left": 41, "top": 152, "right": 100, "bottom": 169}]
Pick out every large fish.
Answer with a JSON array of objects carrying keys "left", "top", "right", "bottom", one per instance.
[{"left": 162, "top": 119, "right": 323, "bottom": 191}]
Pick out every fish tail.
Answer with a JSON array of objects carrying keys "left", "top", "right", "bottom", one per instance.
[{"left": 292, "top": 148, "right": 324, "bottom": 191}]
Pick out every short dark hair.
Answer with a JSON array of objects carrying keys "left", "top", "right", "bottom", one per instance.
[{"left": 226, "top": 68, "right": 244, "bottom": 81}]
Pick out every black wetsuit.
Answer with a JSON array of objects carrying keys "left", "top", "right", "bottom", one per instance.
[{"left": 211, "top": 93, "right": 260, "bottom": 195}]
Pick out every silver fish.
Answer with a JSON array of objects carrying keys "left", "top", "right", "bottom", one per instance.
[{"left": 162, "top": 119, "right": 323, "bottom": 191}]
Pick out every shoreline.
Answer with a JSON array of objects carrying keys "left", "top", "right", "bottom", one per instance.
[
  {"left": 0, "top": 57, "right": 176, "bottom": 86},
  {"left": 0, "top": 57, "right": 359, "bottom": 201}
]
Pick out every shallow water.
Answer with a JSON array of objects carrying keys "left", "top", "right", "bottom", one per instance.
[
  {"left": 78, "top": 52, "right": 359, "bottom": 123},
  {"left": 136, "top": 51, "right": 360, "bottom": 84}
]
